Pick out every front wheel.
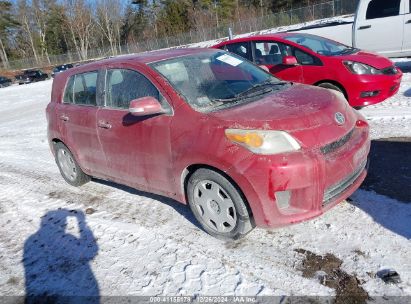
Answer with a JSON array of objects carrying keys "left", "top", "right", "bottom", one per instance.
[
  {"left": 317, "top": 82, "right": 345, "bottom": 96},
  {"left": 55, "top": 142, "right": 90, "bottom": 187},
  {"left": 187, "top": 169, "right": 254, "bottom": 240}
]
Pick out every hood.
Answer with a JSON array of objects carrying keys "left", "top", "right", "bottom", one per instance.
[
  {"left": 335, "top": 50, "right": 393, "bottom": 69},
  {"left": 210, "top": 84, "right": 357, "bottom": 149}
]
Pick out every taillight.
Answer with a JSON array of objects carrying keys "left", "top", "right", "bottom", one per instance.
[{"left": 356, "top": 120, "right": 368, "bottom": 128}]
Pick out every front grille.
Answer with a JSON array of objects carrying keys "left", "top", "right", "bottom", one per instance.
[
  {"left": 381, "top": 66, "right": 398, "bottom": 75},
  {"left": 320, "top": 129, "right": 354, "bottom": 155},
  {"left": 322, "top": 160, "right": 367, "bottom": 207}
]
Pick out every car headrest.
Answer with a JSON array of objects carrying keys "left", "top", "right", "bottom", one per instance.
[
  {"left": 270, "top": 45, "right": 279, "bottom": 54},
  {"left": 110, "top": 70, "right": 124, "bottom": 85}
]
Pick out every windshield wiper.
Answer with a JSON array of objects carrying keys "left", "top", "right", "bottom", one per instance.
[
  {"left": 236, "top": 80, "right": 287, "bottom": 98},
  {"left": 339, "top": 47, "right": 358, "bottom": 55},
  {"left": 211, "top": 80, "right": 287, "bottom": 103}
]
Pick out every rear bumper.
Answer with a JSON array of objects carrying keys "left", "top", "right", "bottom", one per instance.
[
  {"left": 17, "top": 79, "right": 32, "bottom": 84},
  {"left": 346, "top": 72, "right": 402, "bottom": 107},
  {"left": 227, "top": 125, "right": 370, "bottom": 228}
]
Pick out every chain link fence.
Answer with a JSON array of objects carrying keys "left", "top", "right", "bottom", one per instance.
[{"left": 2, "top": 0, "right": 359, "bottom": 71}]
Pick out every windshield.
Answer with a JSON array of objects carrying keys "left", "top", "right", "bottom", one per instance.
[
  {"left": 284, "top": 34, "right": 357, "bottom": 56},
  {"left": 150, "top": 51, "right": 287, "bottom": 112}
]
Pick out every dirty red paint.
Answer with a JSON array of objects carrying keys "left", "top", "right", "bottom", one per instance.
[{"left": 47, "top": 48, "right": 370, "bottom": 230}]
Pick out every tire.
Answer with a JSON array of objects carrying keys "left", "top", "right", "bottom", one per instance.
[
  {"left": 187, "top": 168, "right": 254, "bottom": 240},
  {"left": 54, "top": 142, "right": 90, "bottom": 187},
  {"left": 317, "top": 82, "right": 344, "bottom": 94}
]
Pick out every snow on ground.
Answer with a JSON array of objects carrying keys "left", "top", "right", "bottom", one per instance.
[
  {"left": 361, "top": 59, "right": 411, "bottom": 140},
  {"left": 0, "top": 63, "right": 410, "bottom": 299}
]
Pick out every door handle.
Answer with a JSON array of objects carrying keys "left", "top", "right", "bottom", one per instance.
[
  {"left": 59, "top": 115, "right": 69, "bottom": 122},
  {"left": 98, "top": 121, "right": 112, "bottom": 129},
  {"left": 358, "top": 25, "right": 371, "bottom": 30},
  {"left": 406, "top": 20, "right": 411, "bottom": 24}
]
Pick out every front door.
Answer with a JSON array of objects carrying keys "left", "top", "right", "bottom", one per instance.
[
  {"left": 251, "top": 41, "right": 304, "bottom": 83},
  {"left": 96, "top": 67, "right": 175, "bottom": 195}
]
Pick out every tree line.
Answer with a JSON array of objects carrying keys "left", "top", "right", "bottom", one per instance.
[{"left": 0, "top": 0, "right": 327, "bottom": 69}]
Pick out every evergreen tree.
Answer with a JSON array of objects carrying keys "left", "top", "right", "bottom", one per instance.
[
  {"left": 156, "top": 0, "right": 193, "bottom": 36},
  {"left": 0, "top": 0, "right": 19, "bottom": 68},
  {"left": 45, "top": 4, "right": 69, "bottom": 55}
]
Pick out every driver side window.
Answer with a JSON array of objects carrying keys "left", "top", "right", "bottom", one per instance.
[
  {"left": 293, "top": 48, "right": 322, "bottom": 66},
  {"left": 105, "top": 69, "right": 170, "bottom": 111},
  {"left": 294, "top": 49, "right": 315, "bottom": 65}
]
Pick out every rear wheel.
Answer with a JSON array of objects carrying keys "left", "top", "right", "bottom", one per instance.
[
  {"left": 55, "top": 142, "right": 90, "bottom": 187},
  {"left": 187, "top": 168, "right": 254, "bottom": 240}
]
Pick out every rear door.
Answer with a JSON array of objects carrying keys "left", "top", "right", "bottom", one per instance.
[
  {"left": 56, "top": 71, "right": 106, "bottom": 176},
  {"left": 354, "top": 0, "right": 404, "bottom": 56},
  {"left": 96, "top": 66, "right": 175, "bottom": 194},
  {"left": 251, "top": 40, "right": 304, "bottom": 82}
]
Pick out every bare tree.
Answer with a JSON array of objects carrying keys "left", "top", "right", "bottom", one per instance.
[
  {"left": 95, "top": 0, "right": 123, "bottom": 56},
  {"left": 0, "top": 37, "right": 9, "bottom": 69},
  {"left": 16, "top": 0, "right": 39, "bottom": 64},
  {"left": 32, "top": 0, "right": 56, "bottom": 64},
  {"left": 64, "top": 0, "right": 94, "bottom": 60}
]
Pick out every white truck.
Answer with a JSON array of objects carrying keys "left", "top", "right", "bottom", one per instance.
[{"left": 295, "top": 0, "right": 411, "bottom": 57}]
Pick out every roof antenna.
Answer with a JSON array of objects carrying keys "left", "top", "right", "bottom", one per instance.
[{"left": 228, "top": 27, "right": 233, "bottom": 40}]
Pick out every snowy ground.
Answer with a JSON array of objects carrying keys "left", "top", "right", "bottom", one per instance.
[{"left": 0, "top": 60, "right": 410, "bottom": 300}]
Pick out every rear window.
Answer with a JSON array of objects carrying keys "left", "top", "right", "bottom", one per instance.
[
  {"left": 63, "top": 71, "right": 98, "bottom": 106},
  {"left": 366, "top": 0, "right": 401, "bottom": 19}
]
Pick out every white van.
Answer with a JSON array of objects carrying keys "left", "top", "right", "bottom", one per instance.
[{"left": 353, "top": 0, "right": 411, "bottom": 57}]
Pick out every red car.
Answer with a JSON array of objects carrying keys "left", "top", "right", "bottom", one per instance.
[
  {"left": 47, "top": 48, "right": 370, "bottom": 239},
  {"left": 214, "top": 33, "right": 402, "bottom": 108}
]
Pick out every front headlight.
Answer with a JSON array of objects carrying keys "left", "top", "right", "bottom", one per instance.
[
  {"left": 225, "top": 129, "right": 301, "bottom": 155},
  {"left": 343, "top": 61, "right": 382, "bottom": 75}
]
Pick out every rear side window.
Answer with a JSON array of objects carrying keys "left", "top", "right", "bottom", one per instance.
[
  {"left": 223, "top": 42, "right": 252, "bottom": 61},
  {"left": 366, "top": 0, "right": 401, "bottom": 19},
  {"left": 105, "top": 69, "right": 170, "bottom": 111},
  {"left": 63, "top": 71, "right": 98, "bottom": 105}
]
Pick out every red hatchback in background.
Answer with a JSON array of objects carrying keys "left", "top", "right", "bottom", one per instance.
[
  {"left": 214, "top": 33, "right": 402, "bottom": 108},
  {"left": 47, "top": 48, "right": 370, "bottom": 240}
]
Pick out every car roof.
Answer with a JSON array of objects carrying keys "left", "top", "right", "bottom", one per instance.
[
  {"left": 217, "top": 32, "right": 313, "bottom": 44},
  {"left": 72, "top": 48, "right": 218, "bottom": 71}
]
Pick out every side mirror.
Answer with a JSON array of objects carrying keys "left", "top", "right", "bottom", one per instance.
[
  {"left": 259, "top": 65, "right": 270, "bottom": 72},
  {"left": 129, "top": 96, "right": 165, "bottom": 116},
  {"left": 282, "top": 56, "right": 298, "bottom": 66}
]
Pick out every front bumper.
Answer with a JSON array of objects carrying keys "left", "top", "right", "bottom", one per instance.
[
  {"left": 346, "top": 72, "right": 402, "bottom": 107},
  {"left": 227, "top": 124, "right": 370, "bottom": 228}
]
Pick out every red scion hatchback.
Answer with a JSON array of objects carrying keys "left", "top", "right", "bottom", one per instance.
[
  {"left": 214, "top": 33, "right": 402, "bottom": 108},
  {"left": 47, "top": 48, "right": 370, "bottom": 240}
]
